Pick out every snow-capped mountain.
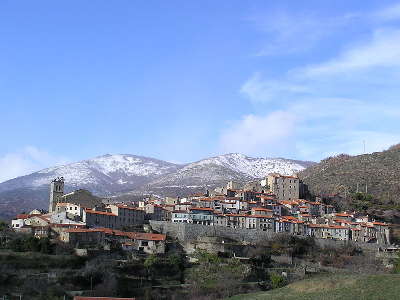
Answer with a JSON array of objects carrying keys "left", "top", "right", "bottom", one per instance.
[
  {"left": 0, "top": 153, "right": 314, "bottom": 219},
  {"left": 0, "top": 154, "right": 180, "bottom": 195},
  {"left": 147, "top": 153, "right": 311, "bottom": 189},
  {"left": 190, "top": 153, "right": 310, "bottom": 178}
]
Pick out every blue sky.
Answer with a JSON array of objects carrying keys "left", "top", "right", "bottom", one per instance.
[{"left": 1, "top": 0, "right": 400, "bottom": 182}]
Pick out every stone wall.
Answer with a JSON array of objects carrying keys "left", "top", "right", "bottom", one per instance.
[
  {"left": 149, "top": 221, "right": 276, "bottom": 244},
  {"left": 149, "top": 221, "right": 381, "bottom": 251}
]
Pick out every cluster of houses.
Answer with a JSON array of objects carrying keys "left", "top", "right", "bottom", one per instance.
[
  {"left": 11, "top": 174, "right": 391, "bottom": 252},
  {"left": 161, "top": 176, "right": 390, "bottom": 245},
  {"left": 11, "top": 178, "right": 166, "bottom": 254}
]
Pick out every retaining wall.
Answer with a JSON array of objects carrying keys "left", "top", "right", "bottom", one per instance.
[{"left": 149, "top": 221, "right": 381, "bottom": 251}]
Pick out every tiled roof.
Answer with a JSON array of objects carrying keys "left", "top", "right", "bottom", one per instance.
[
  {"left": 65, "top": 228, "right": 104, "bottom": 233},
  {"left": 15, "top": 214, "right": 29, "bottom": 219},
  {"left": 115, "top": 205, "right": 140, "bottom": 211},
  {"left": 250, "top": 214, "right": 275, "bottom": 219},
  {"left": 335, "top": 213, "right": 352, "bottom": 217},
  {"left": 131, "top": 232, "right": 166, "bottom": 241},
  {"left": 190, "top": 207, "right": 213, "bottom": 211},
  {"left": 308, "top": 224, "right": 349, "bottom": 229},
  {"left": 85, "top": 209, "right": 117, "bottom": 216},
  {"left": 372, "top": 222, "right": 389, "bottom": 226},
  {"left": 50, "top": 223, "right": 86, "bottom": 228},
  {"left": 252, "top": 207, "right": 272, "bottom": 212}
]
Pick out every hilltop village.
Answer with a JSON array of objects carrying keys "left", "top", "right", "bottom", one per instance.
[{"left": 10, "top": 174, "right": 391, "bottom": 252}]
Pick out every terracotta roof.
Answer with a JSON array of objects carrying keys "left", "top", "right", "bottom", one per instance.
[
  {"left": 270, "top": 174, "right": 298, "bottom": 179},
  {"left": 328, "top": 225, "right": 349, "bottom": 229},
  {"left": 190, "top": 193, "right": 206, "bottom": 197},
  {"left": 198, "top": 198, "right": 213, "bottom": 202},
  {"left": 85, "top": 209, "right": 117, "bottom": 216},
  {"left": 372, "top": 222, "right": 389, "bottom": 226},
  {"left": 65, "top": 228, "right": 104, "bottom": 233},
  {"left": 131, "top": 232, "right": 166, "bottom": 241},
  {"left": 335, "top": 213, "right": 352, "bottom": 217},
  {"left": 225, "top": 213, "right": 248, "bottom": 217},
  {"left": 115, "top": 205, "right": 140, "bottom": 211},
  {"left": 16, "top": 214, "right": 29, "bottom": 219},
  {"left": 32, "top": 215, "right": 51, "bottom": 222},
  {"left": 252, "top": 207, "right": 272, "bottom": 212},
  {"left": 308, "top": 224, "right": 349, "bottom": 229},
  {"left": 249, "top": 214, "right": 275, "bottom": 219},
  {"left": 190, "top": 207, "right": 213, "bottom": 211},
  {"left": 50, "top": 223, "right": 86, "bottom": 228}
]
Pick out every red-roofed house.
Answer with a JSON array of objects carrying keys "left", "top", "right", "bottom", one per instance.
[
  {"left": 11, "top": 214, "right": 30, "bottom": 229},
  {"left": 251, "top": 207, "right": 273, "bottom": 217}
]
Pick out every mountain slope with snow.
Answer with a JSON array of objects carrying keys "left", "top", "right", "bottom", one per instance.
[
  {"left": 147, "top": 153, "right": 311, "bottom": 189},
  {"left": 192, "top": 153, "right": 311, "bottom": 178},
  {"left": 0, "top": 154, "right": 181, "bottom": 196},
  {"left": 0, "top": 153, "right": 314, "bottom": 219}
]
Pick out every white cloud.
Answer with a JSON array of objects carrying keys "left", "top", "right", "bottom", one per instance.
[
  {"left": 235, "top": 3, "right": 400, "bottom": 160},
  {"left": 0, "top": 146, "right": 69, "bottom": 183},
  {"left": 249, "top": 10, "right": 357, "bottom": 56},
  {"left": 219, "top": 111, "right": 297, "bottom": 156},
  {"left": 241, "top": 27, "right": 400, "bottom": 103},
  {"left": 302, "top": 28, "right": 400, "bottom": 77},
  {"left": 240, "top": 73, "right": 309, "bottom": 103},
  {"left": 220, "top": 96, "right": 400, "bottom": 161}
]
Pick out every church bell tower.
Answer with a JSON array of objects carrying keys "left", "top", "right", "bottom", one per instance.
[{"left": 49, "top": 177, "right": 64, "bottom": 213}]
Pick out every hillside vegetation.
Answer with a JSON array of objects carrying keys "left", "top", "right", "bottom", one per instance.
[
  {"left": 228, "top": 274, "right": 400, "bottom": 300},
  {"left": 299, "top": 145, "right": 400, "bottom": 204}
]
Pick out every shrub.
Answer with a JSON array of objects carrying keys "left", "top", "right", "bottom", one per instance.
[{"left": 270, "top": 272, "right": 287, "bottom": 289}]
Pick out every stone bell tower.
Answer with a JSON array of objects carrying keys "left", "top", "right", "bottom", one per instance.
[{"left": 49, "top": 177, "right": 65, "bottom": 213}]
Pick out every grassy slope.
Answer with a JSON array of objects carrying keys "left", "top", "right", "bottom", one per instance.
[{"left": 228, "top": 274, "right": 400, "bottom": 300}]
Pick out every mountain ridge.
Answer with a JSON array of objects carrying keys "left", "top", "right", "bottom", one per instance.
[{"left": 0, "top": 153, "right": 313, "bottom": 219}]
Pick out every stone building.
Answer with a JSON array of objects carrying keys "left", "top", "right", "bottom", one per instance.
[
  {"left": 108, "top": 204, "right": 145, "bottom": 227},
  {"left": 49, "top": 177, "right": 64, "bottom": 213},
  {"left": 267, "top": 174, "right": 300, "bottom": 200}
]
